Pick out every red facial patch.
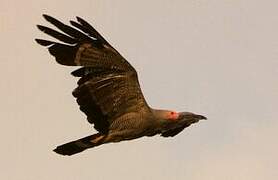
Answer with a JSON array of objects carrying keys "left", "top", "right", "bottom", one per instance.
[{"left": 168, "top": 111, "right": 179, "bottom": 120}]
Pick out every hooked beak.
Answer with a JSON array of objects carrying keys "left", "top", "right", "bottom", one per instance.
[
  {"left": 179, "top": 112, "right": 207, "bottom": 125},
  {"left": 179, "top": 112, "right": 207, "bottom": 120},
  {"left": 195, "top": 114, "right": 207, "bottom": 120}
]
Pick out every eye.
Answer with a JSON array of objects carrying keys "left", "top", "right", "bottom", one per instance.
[{"left": 168, "top": 111, "right": 179, "bottom": 120}]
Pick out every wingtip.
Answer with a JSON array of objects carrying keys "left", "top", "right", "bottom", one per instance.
[
  {"left": 42, "top": 14, "right": 60, "bottom": 24},
  {"left": 36, "top": 25, "right": 49, "bottom": 33},
  {"left": 69, "top": 20, "right": 76, "bottom": 26},
  {"left": 76, "top": 16, "right": 85, "bottom": 23},
  {"left": 76, "top": 16, "right": 81, "bottom": 21},
  {"left": 34, "top": 38, "right": 40, "bottom": 44},
  {"left": 36, "top": 24, "right": 45, "bottom": 31},
  {"left": 35, "top": 39, "right": 54, "bottom": 46},
  {"left": 42, "top": 14, "right": 51, "bottom": 20}
]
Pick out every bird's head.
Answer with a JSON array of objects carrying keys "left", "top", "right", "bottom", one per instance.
[
  {"left": 153, "top": 109, "right": 207, "bottom": 124},
  {"left": 157, "top": 110, "right": 207, "bottom": 137},
  {"left": 162, "top": 110, "right": 207, "bottom": 122}
]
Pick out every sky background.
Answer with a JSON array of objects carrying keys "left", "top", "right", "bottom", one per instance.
[{"left": 1, "top": 0, "right": 278, "bottom": 179}]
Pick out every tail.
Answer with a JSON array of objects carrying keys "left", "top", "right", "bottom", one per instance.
[{"left": 53, "top": 133, "right": 104, "bottom": 156}]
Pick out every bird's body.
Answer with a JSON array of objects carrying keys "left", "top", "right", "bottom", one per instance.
[{"left": 36, "top": 15, "right": 206, "bottom": 156}]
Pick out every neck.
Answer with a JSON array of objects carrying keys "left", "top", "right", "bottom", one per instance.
[{"left": 151, "top": 108, "right": 171, "bottom": 120}]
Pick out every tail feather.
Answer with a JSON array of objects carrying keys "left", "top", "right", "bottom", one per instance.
[{"left": 53, "top": 133, "right": 103, "bottom": 156}]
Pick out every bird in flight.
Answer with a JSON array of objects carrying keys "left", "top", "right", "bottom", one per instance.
[{"left": 36, "top": 15, "right": 207, "bottom": 156}]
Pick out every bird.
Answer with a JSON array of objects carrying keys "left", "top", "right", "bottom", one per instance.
[{"left": 35, "top": 14, "right": 207, "bottom": 156}]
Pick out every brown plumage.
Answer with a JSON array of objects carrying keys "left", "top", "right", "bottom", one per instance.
[{"left": 36, "top": 15, "right": 207, "bottom": 156}]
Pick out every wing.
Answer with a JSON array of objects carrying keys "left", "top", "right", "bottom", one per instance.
[
  {"left": 161, "top": 121, "right": 193, "bottom": 137},
  {"left": 35, "top": 14, "right": 132, "bottom": 70},
  {"left": 36, "top": 15, "right": 150, "bottom": 134},
  {"left": 160, "top": 125, "right": 188, "bottom": 137},
  {"left": 72, "top": 70, "right": 149, "bottom": 134}
]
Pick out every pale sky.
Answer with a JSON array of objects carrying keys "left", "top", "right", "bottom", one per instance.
[{"left": 1, "top": 0, "right": 278, "bottom": 179}]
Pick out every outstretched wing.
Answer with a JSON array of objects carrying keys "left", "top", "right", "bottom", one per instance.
[
  {"left": 160, "top": 125, "right": 189, "bottom": 137},
  {"left": 36, "top": 15, "right": 150, "bottom": 134}
]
